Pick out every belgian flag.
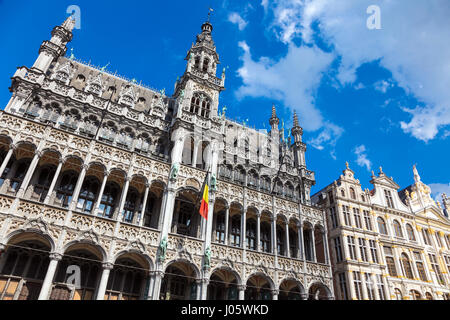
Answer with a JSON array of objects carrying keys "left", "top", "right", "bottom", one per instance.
[{"left": 199, "top": 172, "right": 210, "bottom": 220}]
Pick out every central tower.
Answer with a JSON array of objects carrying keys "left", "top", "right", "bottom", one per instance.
[{"left": 173, "top": 19, "right": 225, "bottom": 120}]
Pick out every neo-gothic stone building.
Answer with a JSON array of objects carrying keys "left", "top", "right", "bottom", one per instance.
[
  {"left": 0, "top": 17, "right": 333, "bottom": 300},
  {"left": 312, "top": 164, "right": 450, "bottom": 300}
]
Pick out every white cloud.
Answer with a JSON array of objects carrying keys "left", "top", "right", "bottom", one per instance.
[
  {"left": 374, "top": 80, "right": 393, "bottom": 93},
  {"left": 263, "top": 0, "right": 450, "bottom": 142},
  {"left": 235, "top": 40, "right": 342, "bottom": 152},
  {"left": 228, "top": 12, "right": 248, "bottom": 31},
  {"left": 353, "top": 144, "right": 372, "bottom": 171},
  {"left": 428, "top": 183, "right": 450, "bottom": 203}
]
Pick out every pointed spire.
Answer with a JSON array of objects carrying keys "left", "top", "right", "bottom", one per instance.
[
  {"left": 413, "top": 164, "right": 421, "bottom": 182},
  {"left": 293, "top": 111, "right": 299, "bottom": 127},
  {"left": 272, "top": 104, "right": 277, "bottom": 118},
  {"left": 62, "top": 15, "right": 76, "bottom": 32}
]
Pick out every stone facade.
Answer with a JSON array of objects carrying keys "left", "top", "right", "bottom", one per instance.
[
  {"left": 0, "top": 17, "right": 333, "bottom": 300},
  {"left": 312, "top": 163, "right": 450, "bottom": 300}
]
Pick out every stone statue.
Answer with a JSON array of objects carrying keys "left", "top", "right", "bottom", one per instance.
[
  {"left": 169, "top": 162, "right": 179, "bottom": 181},
  {"left": 210, "top": 173, "right": 217, "bottom": 190},
  {"left": 158, "top": 237, "right": 167, "bottom": 262},
  {"left": 204, "top": 246, "right": 211, "bottom": 269}
]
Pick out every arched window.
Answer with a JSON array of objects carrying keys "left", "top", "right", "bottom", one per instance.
[
  {"left": 277, "top": 225, "right": 285, "bottom": 256},
  {"left": 260, "top": 176, "right": 271, "bottom": 192},
  {"left": 247, "top": 171, "right": 258, "bottom": 188},
  {"left": 377, "top": 217, "right": 388, "bottom": 235},
  {"left": 260, "top": 221, "right": 271, "bottom": 253},
  {"left": 361, "top": 194, "right": 365, "bottom": 202},
  {"left": 274, "top": 180, "right": 283, "bottom": 196},
  {"left": 34, "top": 166, "right": 56, "bottom": 202},
  {"left": 341, "top": 189, "right": 345, "bottom": 197},
  {"left": 350, "top": 188, "right": 356, "bottom": 200},
  {"left": 289, "top": 229, "right": 298, "bottom": 258},
  {"left": 56, "top": 171, "right": 78, "bottom": 208},
  {"left": 393, "top": 220, "right": 403, "bottom": 238},
  {"left": 190, "top": 92, "right": 211, "bottom": 118},
  {"left": 425, "top": 292, "right": 433, "bottom": 300},
  {"left": 194, "top": 57, "right": 200, "bottom": 70},
  {"left": 230, "top": 215, "right": 241, "bottom": 247},
  {"left": 410, "top": 290, "right": 421, "bottom": 300},
  {"left": 202, "top": 58, "right": 209, "bottom": 73},
  {"left": 155, "top": 139, "right": 165, "bottom": 155},
  {"left": 394, "top": 288, "right": 402, "bottom": 300},
  {"left": 98, "top": 183, "right": 119, "bottom": 219},
  {"left": 234, "top": 167, "right": 246, "bottom": 185},
  {"left": 105, "top": 258, "right": 145, "bottom": 300},
  {"left": 214, "top": 212, "right": 225, "bottom": 244},
  {"left": 10, "top": 160, "right": 31, "bottom": 192},
  {"left": 285, "top": 183, "right": 294, "bottom": 199},
  {"left": 406, "top": 224, "right": 415, "bottom": 241},
  {"left": 76, "top": 177, "right": 100, "bottom": 214},
  {"left": 123, "top": 187, "right": 139, "bottom": 223},
  {"left": 401, "top": 253, "right": 414, "bottom": 279},
  {"left": 246, "top": 218, "right": 257, "bottom": 250}
]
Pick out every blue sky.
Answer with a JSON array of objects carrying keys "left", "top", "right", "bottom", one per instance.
[{"left": 0, "top": 0, "right": 449, "bottom": 201}]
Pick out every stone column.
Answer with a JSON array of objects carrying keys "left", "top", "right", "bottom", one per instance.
[
  {"left": 17, "top": 150, "right": 41, "bottom": 198},
  {"left": 96, "top": 262, "right": 114, "bottom": 300},
  {"left": 256, "top": 212, "right": 261, "bottom": 252},
  {"left": 146, "top": 272, "right": 155, "bottom": 300},
  {"left": 285, "top": 220, "right": 290, "bottom": 257},
  {"left": 0, "top": 146, "right": 14, "bottom": 179},
  {"left": 241, "top": 208, "right": 247, "bottom": 248},
  {"left": 272, "top": 289, "right": 279, "bottom": 300},
  {"left": 192, "top": 141, "right": 199, "bottom": 168},
  {"left": 271, "top": 216, "right": 276, "bottom": 255},
  {"left": 38, "top": 252, "right": 62, "bottom": 300},
  {"left": 116, "top": 176, "right": 130, "bottom": 221},
  {"left": 69, "top": 163, "right": 88, "bottom": 211},
  {"left": 200, "top": 278, "right": 209, "bottom": 300},
  {"left": 238, "top": 285, "right": 246, "bottom": 300},
  {"left": 311, "top": 228, "right": 317, "bottom": 262},
  {"left": 43, "top": 159, "right": 64, "bottom": 205},
  {"left": 152, "top": 271, "right": 164, "bottom": 300},
  {"left": 322, "top": 231, "right": 330, "bottom": 264},
  {"left": 224, "top": 206, "right": 230, "bottom": 245},
  {"left": 93, "top": 170, "right": 109, "bottom": 216},
  {"left": 138, "top": 183, "right": 150, "bottom": 226},
  {"left": 297, "top": 222, "right": 303, "bottom": 259}
]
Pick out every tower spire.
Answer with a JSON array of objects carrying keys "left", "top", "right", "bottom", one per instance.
[
  {"left": 269, "top": 104, "right": 279, "bottom": 128},
  {"left": 413, "top": 164, "right": 421, "bottom": 183}
]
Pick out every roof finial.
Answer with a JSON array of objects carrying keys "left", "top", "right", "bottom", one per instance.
[
  {"left": 379, "top": 166, "right": 383, "bottom": 174},
  {"left": 345, "top": 161, "right": 349, "bottom": 169},
  {"left": 62, "top": 15, "right": 76, "bottom": 32},
  {"left": 208, "top": 7, "right": 214, "bottom": 22},
  {"left": 413, "top": 163, "right": 421, "bottom": 182}
]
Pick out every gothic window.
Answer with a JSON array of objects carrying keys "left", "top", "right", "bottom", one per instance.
[
  {"left": 276, "top": 225, "right": 285, "bottom": 256},
  {"left": 154, "top": 139, "right": 165, "bottom": 155},
  {"left": 350, "top": 187, "right": 356, "bottom": 200},
  {"left": 194, "top": 57, "right": 200, "bottom": 70},
  {"left": 214, "top": 212, "right": 225, "bottom": 244},
  {"left": 260, "top": 176, "right": 271, "bottom": 192},
  {"left": 105, "top": 258, "right": 145, "bottom": 300},
  {"left": 247, "top": 170, "right": 258, "bottom": 188},
  {"left": 34, "top": 166, "right": 56, "bottom": 202},
  {"left": 230, "top": 215, "right": 241, "bottom": 247},
  {"left": 41, "top": 103, "right": 61, "bottom": 124},
  {"left": 117, "top": 127, "right": 135, "bottom": 150},
  {"left": 274, "top": 179, "right": 283, "bottom": 196},
  {"left": 10, "top": 160, "right": 31, "bottom": 192},
  {"left": 98, "top": 182, "right": 119, "bottom": 219},
  {"left": 285, "top": 183, "right": 294, "bottom": 199},
  {"left": 260, "top": 222, "right": 271, "bottom": 253},
  {"left": 203, "top": 58, "right": 209, "bottom": 73},
  {"left": 234, "top": 167, "right": 246, "bottom": 185},
  {"left": 246, "top": 219, "right": 257, "bottom": 250},
  {"left": 24, "top": 99, "right": 42, "bottom": 118},
  {"left": 377, "top": 217, "right": 388, "bottom": 235},
  {"left": 76, "top": 176, "right": 100, "bottom": 214},
  {"left": 393, "top": 220, "right": 403, "bottom": 238},
  {"left": 0, "top": 153, "right": 14, "bottom": 188},
  {"left": 56, "top": 171, "right": 78, "bottom": 208},
  {"left": 135, "top": 134, "right": 151, "bottom": 154},
  {"left": 80, "top": 115, "right": 98, "bottom": 138},
  {"left": 190, "top": 92, "right": 211, "bottom": 118},
  {"left": 60, "top": 109, "right": 80, "bottom": 131},
  {"left": 122, "top": 187, "right": 139, "bottom": 224},
  {"left": 0, "top": 241, "right": 50, "bottom": 300},
  {"left": 289, "top": 229, "right": 298, "bottom": 258}
]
